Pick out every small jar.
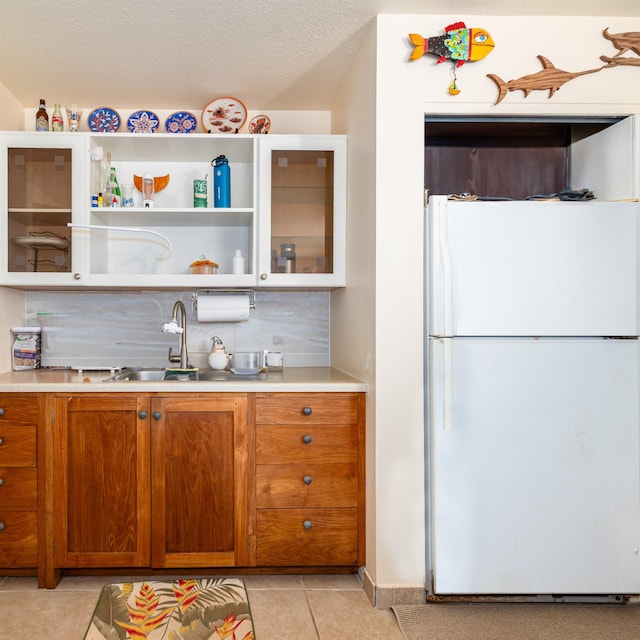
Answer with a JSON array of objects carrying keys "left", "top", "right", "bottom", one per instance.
[{"left": 11, "top": 327, "right": 41, "bottom": 370}]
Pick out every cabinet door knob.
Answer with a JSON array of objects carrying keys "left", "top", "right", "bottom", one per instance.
[
  {"left": 303, "top": 407, "right": 312, "bottom": 416},
  {"left": 303, "top": 475, "right": 312, "bottom": 485},
  {"left": 139, "top": 411, "right": 148, "bottom": 419},
  {"left": 152, "top": 411, "right": 162, "bottom": 420},
  {"left": 0, "top": 478, "right": 3, "bottom": 486},
  {"left": 302, "top": 434, "right": 312, "bottom": 444},
  {"left": 303, "top": 520, "right": 313, "bottom": 530},
  {"left": 260, "top": 273, "right": 268, "bottom": 280},
  {"left": 0, "top": 408, "right": 4, "bottom": 416},
  {"left": 0, "top": 438, "right": 3, "bottom": 446},
  {"left": 0, "top": 522, "right": 4, "bottom": 531},
  {"left": 73, "top": 273, "right": 81, "bottom": 280}
]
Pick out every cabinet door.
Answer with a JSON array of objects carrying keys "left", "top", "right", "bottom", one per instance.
[
  {"left": 0, "top": 133, "right": 86, "bottom": 286},
  {"left": 52, "top": 395, "right": 150, "bottom": 568},
  {"left": 150, "top": 394, "right": 253, "bottom": 567},
  {"left": 257, "top": 135, "right": 346, "bottom": 287}
]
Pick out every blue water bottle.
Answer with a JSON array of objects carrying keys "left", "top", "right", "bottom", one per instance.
[{"left": 212, "top": 155, "right": 230, "bottom": 207}]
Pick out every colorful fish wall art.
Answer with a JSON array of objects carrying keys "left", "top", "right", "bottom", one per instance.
[
  {"left": 486, "top": 27, "right": 640, "bottom": 105},
  {"left": 408, "top": 22, "right": 495, "bottom": 95}
]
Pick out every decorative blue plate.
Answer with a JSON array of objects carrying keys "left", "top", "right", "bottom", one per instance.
[
  {"left": 165, "top": 111, "right": 198, "bottom": 134},
  {"left": 88, "top": 107, "right": 121, "bottom": 133},
  {"left": 127, "top": 110, "right": 160, "bottom": 133}
]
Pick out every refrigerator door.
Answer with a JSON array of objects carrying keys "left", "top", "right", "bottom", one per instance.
[
  {"left": 429, "top": 196, "right": 640, "bottom": 337},
  {"left": 429, "top": 337, "right": 640, "bottom": 594}
]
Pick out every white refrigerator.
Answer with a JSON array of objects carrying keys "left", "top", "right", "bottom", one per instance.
[{"left": 427, "top": 195, "right": 640, "bottom": 596}]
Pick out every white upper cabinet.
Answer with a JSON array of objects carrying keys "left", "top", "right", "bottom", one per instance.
[
  {"left": 0, "top": 133, "right": 86, "bottom": 287},
  {"left": 82, "top": 133, "right": 257, "bottom": 288},
  {"left": 257, "top": 135, "right": 346, "bottom": 288},
  {"left": 0, "top": 132, "right": 346, "bottom": 289}
]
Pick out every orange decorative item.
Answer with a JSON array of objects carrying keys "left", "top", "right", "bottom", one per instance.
[{"left": 133, "top": 173, "right": 170, "bottom": 193}]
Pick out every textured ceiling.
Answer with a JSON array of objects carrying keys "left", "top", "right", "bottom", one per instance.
[{"left": 1, "top": 0, "right": 638, "bottom": 113}]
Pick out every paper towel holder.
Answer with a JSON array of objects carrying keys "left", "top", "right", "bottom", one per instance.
[{"left": 192, "top": 289, "right": 256, "bottom": 314}]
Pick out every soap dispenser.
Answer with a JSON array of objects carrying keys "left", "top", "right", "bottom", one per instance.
[{"left": 208, "top": 336, "right": 229, "bottom": 370}]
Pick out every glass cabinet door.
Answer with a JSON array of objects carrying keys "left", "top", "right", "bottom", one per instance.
[
  {"left": 1, "top": 133, "right": 86, "bottom": 285},
  {"left": 258, "top": 136, "right": 346, "bottom": 287}
]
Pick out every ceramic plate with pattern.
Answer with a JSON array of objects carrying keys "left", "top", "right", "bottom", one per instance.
[
  {"left": 127, "top": 110, "right": 160, "bottom": 133},
  {"left": 165, "top": 111, "right": 198, "bottom": 133},
  {"left": 248, "top": 114, "right": 271, "bottom": 134},
  {"left": 201, "top": 97, "right": 247, "bottom": 134},
  {"left": 88, "top": 107, "right": 121, "bottom": 133}
]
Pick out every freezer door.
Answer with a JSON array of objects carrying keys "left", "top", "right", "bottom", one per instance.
[
  {"left": 429, "top": 337, "right": 640, "bottom": 594},
  {"left": 429, "top": 196, "right": 640, "bottom": 337}
]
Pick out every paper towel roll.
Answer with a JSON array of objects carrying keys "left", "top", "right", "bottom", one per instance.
[{"left": 197, "top": 294, "right": 250, "bottom": 322}]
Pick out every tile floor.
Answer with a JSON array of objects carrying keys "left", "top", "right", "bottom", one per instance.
[{"left": 0, "top": 573, "right": 406, "bottom": 640}]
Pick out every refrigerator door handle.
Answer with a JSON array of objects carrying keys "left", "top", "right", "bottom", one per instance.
[
  {"left": 432, "top": 200, "right": 454, "bottom": 337},
  {"left": 432, "top": 338, "right": 454, "bottom": 431}
]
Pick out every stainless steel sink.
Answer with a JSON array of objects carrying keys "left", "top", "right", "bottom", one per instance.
[
  {"left": 105, "top": 368, "right": 167, "bottom": 382},
  {"left": 104, "top": 368, "right": 255, "bottom": 382}
]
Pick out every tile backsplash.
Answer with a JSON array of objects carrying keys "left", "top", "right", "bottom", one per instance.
[{"left": 26, "top": 290, "right": 329, "bottom": 370}]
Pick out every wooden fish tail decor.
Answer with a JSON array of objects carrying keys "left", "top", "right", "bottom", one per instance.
[
  {"left": 408, "top": 22, "right": 494, "bottom": 94},
  {"left": 600, "top": 27, "right": 640, "bottom": 65}
]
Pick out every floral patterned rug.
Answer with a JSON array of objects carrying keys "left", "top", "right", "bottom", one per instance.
[{"left": 84, "top": 578, "right": 255, "bottom": 640}]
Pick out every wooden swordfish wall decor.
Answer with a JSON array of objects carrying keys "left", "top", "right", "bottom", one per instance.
[{"left": 408, "top": 26, "right": 640, "bottom": 104}]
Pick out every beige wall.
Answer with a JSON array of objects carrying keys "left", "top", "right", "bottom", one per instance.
[
  {"left": 331, "top": 19, "right": 379, "bottom": 578},
  {"left": 0, "top": 80, "right": 25, "bottom": 372},
  {"left": 0, "top": 80, "right": 24, "bottom": 131}
]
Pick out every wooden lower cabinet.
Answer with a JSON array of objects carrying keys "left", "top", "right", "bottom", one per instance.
[
  {"left": 150, "top": 395, "right": 253, "bottom": 568},
  {"left": 47, "top": 390, "right": 364, "bottom": 584},
  {"left": 52, "top": 394, "right": 151, "bottom": 570},
  {"left": 0, "top": 394, "right": 41, "bottom": 580},
  {"left": 50, "top": 393, "right": 252, "bottom": 581},
  {"left": 254, "top": 392, "right": 365, "bottom": 567}
]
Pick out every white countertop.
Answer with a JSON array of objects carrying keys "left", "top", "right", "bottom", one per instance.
[{"left": 0, "top": 367, "right": 367, "bottom": 393}]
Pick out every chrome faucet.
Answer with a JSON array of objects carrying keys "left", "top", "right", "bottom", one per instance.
[{"left": 162, "top": 300, "right": 190, "bottom": 368}]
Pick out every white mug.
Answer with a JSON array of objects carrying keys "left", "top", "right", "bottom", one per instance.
[{"left": 266, "top": 351, "right": 283, "bottom": 371}]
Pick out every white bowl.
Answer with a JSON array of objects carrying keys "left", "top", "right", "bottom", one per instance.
[{"left": 230, "top": 351, "right": 263, "bottom": 375}]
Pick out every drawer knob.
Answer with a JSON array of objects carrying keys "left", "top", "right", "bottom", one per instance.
[
  {"left": 303, "top": 407, "right": 312, "bottom": 416},
  {"left": 0, "top": 408, "right": 4, "bottom": 416},
  {"left": 303, "top": 520, "right": 313, "bottom": 530},
  {"left": 0, "top": 438, "right": 3, "bottom": 446},
  {"left": 302, "top": 434, "right": 312, "bottom": 444},
  {"left": 139, "top": 411, "right": 148, "bottom": 419},
  {"left": 0, "top": 478, "right": 3, "bottom": 486},
  {"left": 303, "top": 475, "right": 312, "bottom": 485},
  {"left": 152, "top": 411, "right": 162, "bottom": 420},
  {"left": 0, "top": 522, "right": 4, "bottom": 531}
]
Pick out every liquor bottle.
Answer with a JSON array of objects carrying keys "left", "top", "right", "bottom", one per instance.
[
  {"left": 109, "top": 166, "right": 121, "bottom": 206},
  {"left": 51, "top": 103, "right": 63, "bottom": 131},
  {"left": 35, "top": 99, "right": 49, "bottom": 131}
]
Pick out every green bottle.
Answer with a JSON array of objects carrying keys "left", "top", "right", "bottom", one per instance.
[{"left": 109, "top": 167, "right": 121, "bottom": 206}]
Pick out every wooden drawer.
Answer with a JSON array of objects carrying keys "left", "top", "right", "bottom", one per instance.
[
  {"left": 0, "top": 467, "right": 37, "bottom": 509},
  {"left": 255, "top": 393, "right": 358, "bottom": 425},
  {"left": 256, "top": 425, "right": 357, "bottom": 464},
  {"left": 256, "top": 508, "right": 358, "bottom": 566},
  {"left": 0, "top": 426, "right": 36, "bottom": 466},
  {"left": 0, "top": 394, "right": 39, "bottom": 424},
  {"left": 0, "top": 510, "right": 38, "bottom": 567},
  {"left": 256, "top": 463, "right": 358, "bottom": 508}
]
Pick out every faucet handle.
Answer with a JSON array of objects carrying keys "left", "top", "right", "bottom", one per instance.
[{"left": 168, "top": 347, "right": 181, "bottom": 363}]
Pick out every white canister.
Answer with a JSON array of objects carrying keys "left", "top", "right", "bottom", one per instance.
[{"left": 11, "top": 327, "right": 41, "bottom": 370}]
